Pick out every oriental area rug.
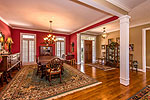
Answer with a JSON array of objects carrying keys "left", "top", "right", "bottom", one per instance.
[
  {"left": 86, "top": 64, "right": 116, "bottom": 71},
  {"left": 128, "top": 85, "right": 150, "bottom": 100},
  {"left": 0, "top": 63, "right": 101, "bottom": 100}
]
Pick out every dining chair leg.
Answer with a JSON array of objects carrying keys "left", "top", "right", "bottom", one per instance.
[
  {"left": 49, "top": 74, "right": 51, "bottom": 86},
  {"left": 60, "top": 73, "right": 61, "bottom": 83}
]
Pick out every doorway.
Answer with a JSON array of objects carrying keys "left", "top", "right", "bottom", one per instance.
[
  {"left": 84, "top": 40, "right": 92, "bottom": 63},
  {"left": 81, "top": 35, "right": 96, "bottom": 63},
  {"left": 20, "top": 33, "right": 36, "bottom": 65}
]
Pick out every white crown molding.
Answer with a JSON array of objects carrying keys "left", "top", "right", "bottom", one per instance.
[
  {"left": 12, "top": 27, "right": 70, "bottom": 35},
  {"left": 106, "top": 0, "right": 131, "bottom": 12},
  {"left": 0, "top": 16, "right": 12, "bottom": 28},
  {"left": 81, "top": 31, "right": 101, "bottom": 36},
  {"left": 71, "top": 15, "right": 112, "bottom": 34},
  {"left": 102, "top": 21, "right": 150, "bottom": 33}
]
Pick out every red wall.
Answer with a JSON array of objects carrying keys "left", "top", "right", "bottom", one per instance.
[
  {"left": 11, "top": 29, "right": 70, "bottom": 57},
  {"left": 70, "top": 33, "right": 77, "bottom": 61},
  {"left": 70, "top": 16, "right": 119, "bottom": 61},
  {"left": 0, "top": 20, "right": 11, "bottom": 41}
]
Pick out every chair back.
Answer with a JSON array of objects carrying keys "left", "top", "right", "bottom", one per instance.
[{"left": 48, "top": 58, "right": 63, "bottom": 69}]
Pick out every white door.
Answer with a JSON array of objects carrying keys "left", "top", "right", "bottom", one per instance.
[{"left": 21, "top": 34, "right": 36, "bottom": 64}]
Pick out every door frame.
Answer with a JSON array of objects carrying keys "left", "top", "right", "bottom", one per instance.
[
  {"left": 55, "top": 36, "right": 66, "bottom": 57},
  {"left": 80, "top": 35, "right": 96, "bottom": 64},
  {"left": 20, "top": 33, "right": 36, "bottom": 65},
  {"left": 142, "top": 27, "right": 150, "bottom": 72}
]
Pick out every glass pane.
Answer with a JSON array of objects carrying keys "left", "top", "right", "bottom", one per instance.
[
  {"left": 23, "top": 35, "right": 35, "bottom": 39},
  {"left": 22, "top": 40, "right": 28, "bottom": 63},
  {"left": 61, "top": 42, "right": 64, "bottom": 57},
  {"left": 56, "top": 42, "right": 60, "bottom": 57},
  {"left": 56, "top": 37, "right": 65, "bottom": 41},
  {"left": 29, "top": 40, "right": 35, "bottom": 62}
]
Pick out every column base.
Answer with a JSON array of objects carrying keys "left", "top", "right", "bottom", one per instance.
[{"left": 120, "top": 77, "right": 130, "bottom": 86}]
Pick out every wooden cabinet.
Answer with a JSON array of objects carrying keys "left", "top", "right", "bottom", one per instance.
[
  {"left": 0, "top": 53, "right": 21, "bottom": 72},
  {"left": 40, "top": 46, "right": 53, "bottom": 56},
  {"left": 0, "top": 53, "right": 21, "bottom": 83},
  {"left": 106, "top": 43, "right": 120, "bottom": 67}
]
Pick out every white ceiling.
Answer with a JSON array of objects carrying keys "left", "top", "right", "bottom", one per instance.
[
  {"left": 89, "top": 0, "right": 150, "bottom": 34},
  {"left": 0, "top": 0, "right": 110, "bottom": 34},
  {"left": 106, "top": 0, "right": 147, "bottom": 12}
]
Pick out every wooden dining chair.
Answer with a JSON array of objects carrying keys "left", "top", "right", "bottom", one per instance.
[{"left": 46, "top": 58, "right": 63, "bottom": 85}]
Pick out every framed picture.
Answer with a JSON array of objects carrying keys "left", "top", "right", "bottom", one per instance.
[
  {"left": 101, "top": 45, "right": 105, "bottom": 49},
  {"left": 129, "top": 44, "right": 134, "bottom": 51},
  {"left": 116, "top": 37, "right": 120, "bottom": 44}
]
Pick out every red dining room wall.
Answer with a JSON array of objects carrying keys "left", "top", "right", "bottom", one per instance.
[
  {"left": 0, "top": 20, "right": 11, "bottom": 41},
  {"left": 11, "top": 28, "right": 70, "bottom": 57},
  {"left": 69, "top": 33, "right": 77, "bottom": 61}
]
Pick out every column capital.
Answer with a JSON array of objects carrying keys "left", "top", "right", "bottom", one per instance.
[
  {"left": 119, "top": 15, "right": 131, "bottom": 20},
  {"left": 119, "top": 15, "right": 131, "bottom": 24}
]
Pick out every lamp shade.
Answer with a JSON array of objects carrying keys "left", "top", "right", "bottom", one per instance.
[
  {"left": 7, "top": 37, "right": 13, "bottom": 44},
  {"left": 0, "top": 37, "right": 4, "bottom": 42}
]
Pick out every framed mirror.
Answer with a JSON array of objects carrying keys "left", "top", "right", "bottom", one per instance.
[{"left": 0, "top": 31, "right": 5, "bottom": 51}]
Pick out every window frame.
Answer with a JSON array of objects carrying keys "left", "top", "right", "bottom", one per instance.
[{"left": 55, "top": 36, "right": 66, "bottom": 57}]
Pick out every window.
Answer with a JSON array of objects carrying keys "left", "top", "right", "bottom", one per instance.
[
  {"left": 56, "top": 37, "right": 65, "bottom": 57},
  {"left": 21, "top": 34, "right": 36, "bottom": 64}
]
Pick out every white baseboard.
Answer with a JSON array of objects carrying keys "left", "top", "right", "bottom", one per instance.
[
  {"left": 147, "top": 66, "right": 150, "bottom": 69},
  {"left": 130, "top": 67, "right": 144, "bottom": 72}
]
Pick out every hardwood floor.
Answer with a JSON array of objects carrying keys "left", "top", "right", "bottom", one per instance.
[
  {"left": 56, "top": 64, "right": 149, "bottom": 100},
  {"left": 0, "top": 64, "right": 149, "bottom": 100}
]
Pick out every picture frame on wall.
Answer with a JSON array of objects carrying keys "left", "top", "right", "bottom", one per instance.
[
  {"left": 101, "top": 45, "right": 105, "bottom": 49},
  {"left": 129, "top": 44, "right": 134, "bottom": 51},
  {"left": 116, "top": 37, "right": 120, "bottom": 44}
]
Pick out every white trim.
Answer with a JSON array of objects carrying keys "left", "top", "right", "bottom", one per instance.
[
  {"left": 71, "top": 15, "right": 112, "bottom": 34},
  {"left": 78, "top": 0, "right": 124, "bottom": 17},
  {"left": 12, "top": 27, "right": 70, "bottom": 35},
  {"left": 80, "top": 35, "right": 96, "bottom": 63},
  {"left": 120, "top": 77, "right": 129, "bottom": 86},
  {"left": 106, "top": 0, "right": 131, "bottom": 12},
  {"left": 77, "top": 33, "right": 81, "bottom": 64},
  {"left": 103, "top": 21, "right": 150, "bottom": 33},
  {"left": 147, "top": 66, "right": 150, "bottom": 69},
  {"left": 20, "top": 33, "right": 36, "bottom": 65},
  {"left": 0, "top": 16, "right": 12, "bottom": 27},
  {"left": 142, "top": 28, "right": 150, "bottom": 73},
  {"left": 129, "top": 67, "right": 145, "bottom": 72},
  {"left": 55, "top": 36, "right": 66, "bottom": 57}
]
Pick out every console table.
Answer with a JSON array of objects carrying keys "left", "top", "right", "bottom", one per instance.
[{"left": 0, "top": 53, "right": 21, "bottom": 83}]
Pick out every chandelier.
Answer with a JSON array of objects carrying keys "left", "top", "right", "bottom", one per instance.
[
  {"left": 43, "top": 21, "right": 56, "bottom": 45},
  {"left": 44, "top": 34, "right": 56, "bottom": 44},
  {"left": 102, "top": 27, "right": 108, "bottom": 39}
]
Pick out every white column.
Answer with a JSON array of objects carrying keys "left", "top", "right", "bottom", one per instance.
[
  {"left": 77, "top": 33, "right": 81, "bottom": 64},
  {"left": 120, "top": 15, "right": 131, "bottom": 86},
  {"left": 142, "top": 29, "right": 146, "bottom": 72}
]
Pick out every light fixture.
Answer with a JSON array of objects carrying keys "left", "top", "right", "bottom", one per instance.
[
  {"left": 102, "top": 27, "right": 108, "bottom": 39},
  {"left": 43, "top": 34, "right": 56, "bottom": 45},
  {"left": 6, "top": 37, "right": 13, "bottom": 53},
  {"left": 49, "top": 20, "right": 53, "bottom": 33}
]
